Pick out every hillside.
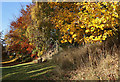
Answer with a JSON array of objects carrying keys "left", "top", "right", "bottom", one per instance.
[{"left": 50, "top": 37, "right": 120, "bottom": 80}]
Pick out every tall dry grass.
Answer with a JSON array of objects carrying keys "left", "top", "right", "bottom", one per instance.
[{"left": 50, "top": 36, "right": 120, "bottom": 80}]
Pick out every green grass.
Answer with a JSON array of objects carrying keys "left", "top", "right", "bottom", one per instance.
[{"left": 1, "top": 61, "right": 56, "bottom": 80}]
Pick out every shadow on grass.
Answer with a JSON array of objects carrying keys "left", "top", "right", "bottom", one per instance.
[{"left": 2, "top": 62, "right": 56, "bottom": 80}]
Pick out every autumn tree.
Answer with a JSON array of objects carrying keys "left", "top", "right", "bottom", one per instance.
[
  {"left": 49, "top": 2, "right": 119, "bottom": 45},
  {"left": 5, "top": 4, "right": 35, "bottom": 62},
  {"left": 26, "top": 2, "right": 59, "bottom": 57}
]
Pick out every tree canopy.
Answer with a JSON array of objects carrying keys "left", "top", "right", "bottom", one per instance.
[{"left": 4, "top": 1, "right": 120, "bottom": 61}]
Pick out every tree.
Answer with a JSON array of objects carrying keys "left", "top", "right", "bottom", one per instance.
[
  {"left": 5, "top": 4, "right": 35, "bottom": 61},
  {"left": 49, "top": 2, "right": 119, "bottom": 45},
  {"left": 26, "top": 2, "right": 59, "bottom": 57}
]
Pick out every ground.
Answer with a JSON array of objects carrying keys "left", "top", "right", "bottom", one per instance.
[{"left": 1, "top": 61, "right": 56, "bottom": 80}]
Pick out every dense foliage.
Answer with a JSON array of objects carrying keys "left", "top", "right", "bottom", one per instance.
[
  {"left": 5, "top": 4, "right": 35, "bottom": 61},
  {"left": 49, "top": 2, "right": 119, "bottom": 44},
  {"left": 4, "top": 1, "right": 120, "bottom": 61},
  {"left": 26, "top": 2, "right": 59, "bottom": 58}
]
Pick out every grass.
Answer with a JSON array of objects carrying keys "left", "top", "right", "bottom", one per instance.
[
  {"left": 1, "top": 37, "right": 119, "bottom": 80},
  {"left": 1, "top": 61, "right": 56, "bottom": 80},
  {"left": 51, "top": 39, "right": 119, "bottom": 80},
  {"left": 70, "top": 54, "right": 119, "bottom": 80}
]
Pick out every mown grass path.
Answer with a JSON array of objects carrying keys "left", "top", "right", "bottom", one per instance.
[{"left": 1, "top": 61, "right": 56, "bottom": 80}]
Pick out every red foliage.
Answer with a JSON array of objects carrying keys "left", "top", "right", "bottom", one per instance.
[
  {"left": 9, "top": 30, "right": 13, "bottom": 33},
  {"left": 11, "top": 21, "right": 16, "bottom": 26},
  {"left": 31, "top": 54, "right": 35, "bottom": 58},
  {"left": 5, "top": 4, "right": 35, "bottom": 58}
]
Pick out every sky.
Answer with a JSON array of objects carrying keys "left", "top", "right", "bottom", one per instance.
[{"left": 0, "top": 1, "right": 32, "bottom": 38}]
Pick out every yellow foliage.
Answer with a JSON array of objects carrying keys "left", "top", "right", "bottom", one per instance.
[{"left": 48, "top": 2, "right": 119, "bottom": 44}]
